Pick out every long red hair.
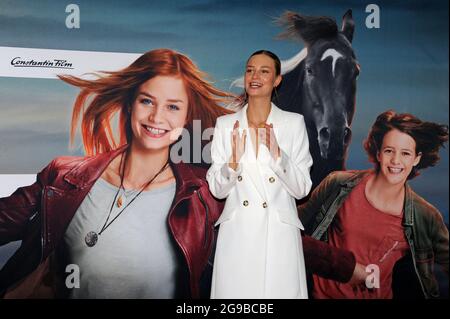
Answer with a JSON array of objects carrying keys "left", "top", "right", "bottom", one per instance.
[{"left": 59, "top": 48, "right": 234, "bottom": 156}]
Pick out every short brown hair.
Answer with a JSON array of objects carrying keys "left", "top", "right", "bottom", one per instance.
[{"left": 363, "top": 110, "right": 449, "bottom": 179}]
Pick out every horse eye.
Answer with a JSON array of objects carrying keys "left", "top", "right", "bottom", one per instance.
[{"left": 306, "top": 67, "right": 313, "bottom": 75}]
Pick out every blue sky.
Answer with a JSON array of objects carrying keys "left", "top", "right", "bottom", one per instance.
[{"left": 0, "top": 0, "right": 448, "bottom": 221}]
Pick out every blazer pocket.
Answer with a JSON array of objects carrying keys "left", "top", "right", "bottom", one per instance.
[
  {"left": 277, "top": 209, "right": 305, "bottom": 230},
  {"left": 214, "top": 208, "right": 237, "bottom": 227}
]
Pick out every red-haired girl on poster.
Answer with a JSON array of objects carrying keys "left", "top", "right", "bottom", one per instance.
[{"left": 0, "top": 49, "right": 233, "bottom": 298}]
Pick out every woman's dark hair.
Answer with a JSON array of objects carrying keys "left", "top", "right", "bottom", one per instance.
[
  {"left": 247, "top": 50, "right": 281, "bottom": 76},
  {"left": 363, "top": 110, "right": 449, "bottom": 179}
]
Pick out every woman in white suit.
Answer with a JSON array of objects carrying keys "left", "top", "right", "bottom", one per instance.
[{"left": 207, "top": 50, "right": 313, "bottom": 298}]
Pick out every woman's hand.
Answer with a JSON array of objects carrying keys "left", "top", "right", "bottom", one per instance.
[
  {"left": 258, "top": 123, "right": 280, "bottom": 160},
  {"left": 229, "top": 120, "right": 246, "bottom": 171}
]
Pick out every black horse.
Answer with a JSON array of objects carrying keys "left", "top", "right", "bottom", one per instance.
[{"left": 275, "top": 10, "right": 359, "bottom": 188}]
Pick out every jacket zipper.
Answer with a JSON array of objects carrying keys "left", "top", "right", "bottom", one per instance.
[{"left": 196, "top": 190, "right": 209, "bottom": 248}]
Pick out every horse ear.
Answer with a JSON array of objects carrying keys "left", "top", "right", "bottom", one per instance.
[
  {"left": 341, "top": 9, "right": 354, "bottom": 43},
  {"left": 277, "top": 11, "right": 338, "bottom": 46}
]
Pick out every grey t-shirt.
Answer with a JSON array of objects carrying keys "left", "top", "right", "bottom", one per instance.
[{"left": 64, "top": 177, "right": 177, "bottom": 299}]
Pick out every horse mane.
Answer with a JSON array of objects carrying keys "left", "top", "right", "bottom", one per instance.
[
  {"left": 229, "top": 11, "right": 339, "bottom": 108},
  {"left": 276, "top": 11, "right": 338, "bottom": 44}
]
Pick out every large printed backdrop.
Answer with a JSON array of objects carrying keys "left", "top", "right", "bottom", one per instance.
[{"left": 0, "top": 1, "right": 448, "bottom": 285}]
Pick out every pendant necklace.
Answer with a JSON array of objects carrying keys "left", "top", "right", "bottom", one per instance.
[{"left": 85, "top": 151, "right": 170, "bottom": 247}]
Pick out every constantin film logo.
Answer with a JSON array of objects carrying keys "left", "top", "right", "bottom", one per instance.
[{"left": 10, "top": 56, "right": 74, "bottom": 69}]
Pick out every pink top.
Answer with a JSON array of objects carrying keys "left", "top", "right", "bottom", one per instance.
[{"left": 313, "top": 174, "right": 409, "bottom": 299}]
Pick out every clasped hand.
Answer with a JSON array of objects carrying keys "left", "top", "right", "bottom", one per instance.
[
  {"left": 229, "top": 120, "right": 246, "bottom": 171},
  {"left": 228, "top": 120, "right": 280, "bottom": 171}
]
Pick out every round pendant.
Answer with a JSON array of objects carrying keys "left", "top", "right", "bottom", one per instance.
[{"left": 85, "top": 231, "right": 98, "bottom": 247}]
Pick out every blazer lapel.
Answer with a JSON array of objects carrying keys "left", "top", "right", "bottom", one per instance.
[
  {"left": 266, "top": 103, "right": 286, "bottom": 139},
  {"left": 262, "top": 103, "right": 286, "bottom": 161},
  {"left": 238, "top": 105, "right": 267, "bottom": 201},
  {"left": 251, "top": 103, "right": 286, "bottom": 164}
]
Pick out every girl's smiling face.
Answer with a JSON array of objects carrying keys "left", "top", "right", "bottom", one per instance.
[
  {"left": 376, "top": 129, "right": 422, "bottom": 186},
  {"left": 130, "top": 75, "right": 189, "bottom": 152}
]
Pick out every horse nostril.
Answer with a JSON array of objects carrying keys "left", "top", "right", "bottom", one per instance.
[
  {"left": 344, "top": 127, "right": 352, "bottom": 144},
  {"left": 319, "top": 127, "right": 330, "bottom": 142}
]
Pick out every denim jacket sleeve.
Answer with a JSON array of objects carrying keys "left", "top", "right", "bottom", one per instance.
[
  {"left": 0, "top": 159, "right": 55, "bottom": 245},
  {"left": 432, "top": 212, "right": 449, "bottom": 275},
  {"left": 297, "top": 172, "right": 340, "bottom": 235},
  {"left": 297, "top": 172, "right": 357, "bottom": 283}
]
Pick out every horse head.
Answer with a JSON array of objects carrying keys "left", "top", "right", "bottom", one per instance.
[{"left": 277, "top": 10, "right": 359, "bottom": 164}]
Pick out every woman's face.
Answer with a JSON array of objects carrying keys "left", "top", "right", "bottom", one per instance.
[
  {"left": 130, "top": 75, "right": 188, "bottom": 152},
  {"left": 376, "top": 129, "right": 422, "bottom": 186},
  {"left": 244, "top": 54, "right": 281, "bottom": 99}
]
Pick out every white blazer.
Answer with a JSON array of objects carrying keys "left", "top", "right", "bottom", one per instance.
[
  {"left": 207, "top": 103, "right": 313, "bottom": 229},
  {"left": 207, "top": 103, "right": 313, "bottom": 298}
]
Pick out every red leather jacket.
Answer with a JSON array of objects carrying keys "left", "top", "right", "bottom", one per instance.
[{"left": 0, "top": 145, "right": 355, "bottom": 298}]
